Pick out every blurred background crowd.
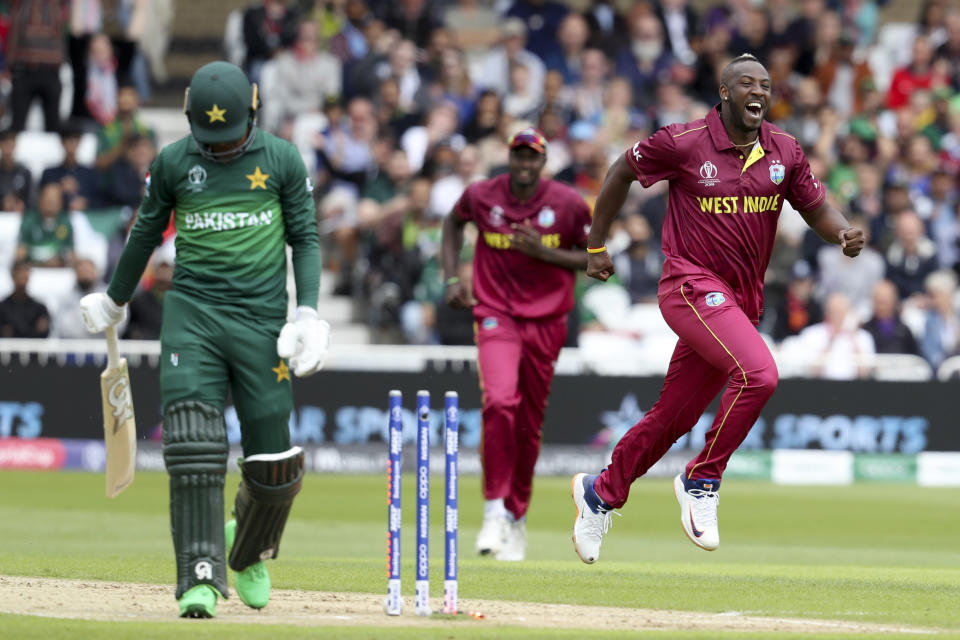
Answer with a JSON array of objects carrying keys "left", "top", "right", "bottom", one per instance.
[{"left": 1, "top": 0, "right": 959, "bottom": 380}]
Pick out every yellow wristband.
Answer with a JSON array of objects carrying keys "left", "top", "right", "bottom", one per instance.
[
  {"left": 446, "top": 276, "right": 460, "bottom": 285},
  {"left": 586, "top": 246, "right": 608, "bottom": 254}
]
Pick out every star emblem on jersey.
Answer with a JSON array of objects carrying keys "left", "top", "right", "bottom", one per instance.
[
  {"left": 273, "top": 359, "right": 290, "bottom": 382},
  {"left": 769, "top": 159, "right": 785, "bottom": 185},
  {"left": 247, "top": 166, "right": 269, "bottom": 190},
  {"left": 205, "top": 104, "right": 227, "bottom": 123}
]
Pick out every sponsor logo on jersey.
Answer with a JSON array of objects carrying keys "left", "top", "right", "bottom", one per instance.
[
  {"left": 538, "top": 206, "right": 556, "bottom": 228},
  {"left": 631, "top": 141, "right": 643, "bottom": 162},
  {"left": 306, "top": 177, "right": 314, "bottom": 192},
  {"left": 705, "top": 292, "right": 726, "bottom": 307},
  {"left": 182, "top": 209, "right": 275, "bottom": 231},
  {"left": 481, "top": 317, "right": 498, "bottom": 330},
  {"left": 769, "top": 159, "right": 785, "bottom": 185},
  {"left": 170, "top": 352, "right": 179, "bottom": 367},
  {"left": 695, "top": 194, "right": 781, "bottom": 215},
  {"left": 698, "top": 160, "right": 720, "bottom": 187},
  {"left": 144, "top": 172, "right": 151, "bottom": 197},
  {"left": 187, "top": 165, "right": 207, "bottom": 192},
  {"left": 489, "top": 205, "right": 505, "bottom": 226}
]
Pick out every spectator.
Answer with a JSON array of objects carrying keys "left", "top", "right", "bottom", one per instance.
[
  {"left": 887, "top": 35, "right": 949, "bottom": 110},
  {"left": 16, "top": 182, "right": 74, "bottom": 267},
  {"left": 555, "top": 120, "right": 598, "bottom": 188},
  {"left": 582, "top": 0, "right": 629, "bottom": 59},
  {"left": 0, "top": 260, "right": 50, "bottom": 337},
  {"left": 315, "top": 96, "right": 378, "bottom": 194},
  {"left": 813, "top": 31, "right": 874, "bottom": 119},
  {"left": 771, "top": 260, "right": 822, "bottom": 342},
  {"left": 443, "top": 0, "right": 502, "bottom": 73},
  {"left": 383, "top": 39, "right": 424, "bottom": 115},
  {"left": 94, "top": 84, "right": 156, "bottom": 172},
  {"left": 343, "top": 19, "right": 394, "bottom": 100},
  {"left": 817, "top": 214, "right": 885, "bottom": 321},
  {"left": 934, "top": 9, "right": 960, "bottom": 87},
  {"left": 102, "top": 133, "right": 155, "bottom": 209},
  {"left": 40, "top": 124, "right": 101, "bottom": 211},
  {"left": 788, "top": 291, "right": 876, "bottom": 380},
  {"left": 374, "top": 77, "right": 419, "bottom": 141},
  {"left": 51, "top": 256, "right": 115, "bottom": 338},
  {"left": 7, "top": 0, "right": 66, "bottom": 132},
  {"left": 611, "top": 213, "right": 662, "bottom": 304},
  {"left": 544, "top": 12, "right": 590, "bottom": 84},
  {"left": 243, "top": 0, "right": 300, "bottom": 85},
  {"left": 462, "top": 89, "right": 502, "bottom": 144},
  {"left": 0, "top": 129, "right": 33, "bottom": 212},
  {"left": 569, "top": 48, "right": 609, "bottom": 123},
  {"left": 84, "top": 33, "right": 119, "bottom": 125},
  {"left": 378, "top": 0, "right": 438, "bottom": 49},
  {"left": 919, "top": 269, "right": 960, "bottom": 368},
  {"left": 475, "top": 18, "right": 545, "bottom": 105},
  {"left": 505, "top": 0, "right": 569, "bottom": 63},
  {"left": 328, "top": 0, "right": 373, "bottom": 65},
  {"left": 863, "top": 279, "right": 921, "bottom": 356},
  {"left": 614, "top": 7, "right": 673, "bottom": 110},
  {"left": 434, "top": 48, "right": 477, "bottom": 128},
  {"left": 429, "top": 144, "right": 483, "bottom": 218},
  {"left": 503, "top": 63, "right": 540, "bottom": 121},
  {"left": 926, "top": 170, "right": 958, "bottom": 270},
  {"left": 656, "top": 0, "right": 699, "bottom": 66},
  {"left": 885, "top": 210, "right": 939, "bottom": 300},
  {"left": 778, "top": 77, "right": 823, "bottom": 148},
  {"left": 263, "top": 20, "right": 342, "bottom": 135},
  {"left": 400, "top": 102, "right": 462, "bottom": 174},
  {"left": 124, "top": 258, "right": 172, "bottom": 340}
]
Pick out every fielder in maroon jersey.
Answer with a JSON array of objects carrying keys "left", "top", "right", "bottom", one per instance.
[
  {"left": 571, "top": 54, "right": 865, "bottom": 563},
  {"left": 442, "top": 128, "right": 592, "bottom": 561}
]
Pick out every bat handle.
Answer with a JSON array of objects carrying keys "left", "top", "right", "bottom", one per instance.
[{"left": 106, "top": 325, "right": 120, "bottom": 370}]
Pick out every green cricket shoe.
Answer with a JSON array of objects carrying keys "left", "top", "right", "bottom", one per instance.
[
  {"left": 179, "top": 584, "right": 218, "bottom": 618},
  {"left": 225, "top": 519, "right": 271, "bottom": 609}
]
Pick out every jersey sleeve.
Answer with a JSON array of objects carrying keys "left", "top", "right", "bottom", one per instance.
[
  {"left": 453, "top": 183, "right": 477, "bottom": 222},
  {"left": 280, "top": 142, "right": 321, "bottom": 310},
  {"left": 624, "top": 127, "right": 680, "bottom": 187},
  {"left": 785, "top": 143, "right": 826, "bottom": 213},
  {"left": 106, "top": 150, "right": 175, "bottom": 303}
]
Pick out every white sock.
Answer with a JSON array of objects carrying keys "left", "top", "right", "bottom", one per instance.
[{"left": 484, "top": 498, "right": 507, "bottom": 519}]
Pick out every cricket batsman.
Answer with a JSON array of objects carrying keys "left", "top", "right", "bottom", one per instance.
[
  {"left": 80, "top": 61, "right": 329, "bottom": 617},
  {"left": 570, "top": 54, "right": 865, "bottom": 563}
]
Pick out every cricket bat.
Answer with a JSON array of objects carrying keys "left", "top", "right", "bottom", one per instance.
[{"left": 101, "top": 326, "right": 136, "bottom": 498}]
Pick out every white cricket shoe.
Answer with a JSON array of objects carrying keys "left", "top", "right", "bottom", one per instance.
[
  {"left": 674, "top": 473, "right": 720, "bottom": 551},
  {"left": 495, "top": 517, "right": 527, "bottom": 561},
  {"left": 475, "top": 512, "right": 508, "bottom": 555},
  {"left": 571, "top": 473, "right": 612, "bottom": 564}
]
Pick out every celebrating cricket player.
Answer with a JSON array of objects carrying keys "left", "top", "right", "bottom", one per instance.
[
  {"left": 571, "top": 54, "right": 865, "bottom": 563},
  {"left": 80, "top": 61, "right": 329, "bottom": 617},
  {"left": 442, "top": 128, "right": 593, "bottom": 561}
]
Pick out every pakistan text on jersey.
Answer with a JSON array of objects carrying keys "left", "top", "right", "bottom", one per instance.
[
  {"left": 483, "top": 231, "right": 561, "bottom": 249},
  {"left": 182, "top": 210, "right": 276, "bottom": 231},
  {"left": 696, "top": 194, "right": 781, "bottom": 215}
]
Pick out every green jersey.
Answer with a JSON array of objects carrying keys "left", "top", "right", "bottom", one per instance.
[
  {"left": 107, "top": 130, "right": 320, "bottom": 318},
  {"left": 18, "top": 210, "right": 73, "bottom": 264}
]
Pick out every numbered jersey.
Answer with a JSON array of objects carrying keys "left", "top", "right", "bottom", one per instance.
[{"left": 454, "top": 174, "right": 592, "bottom": 319}]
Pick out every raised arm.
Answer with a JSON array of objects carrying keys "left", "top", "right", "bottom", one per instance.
[
  {"left": 799, "top": 201, "right": 864, "bottom": 258},
  {"left": 585, "top": 155, "right": 638, "bottom": 281}
]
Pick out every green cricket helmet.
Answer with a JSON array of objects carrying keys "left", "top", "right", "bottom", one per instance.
[{"left": 183, "top": 61, "right": 259, "bottom": 162}]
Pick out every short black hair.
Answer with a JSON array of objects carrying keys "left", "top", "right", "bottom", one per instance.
[{"left": 720, "top": 53, "right": 766, "bottom": 87}]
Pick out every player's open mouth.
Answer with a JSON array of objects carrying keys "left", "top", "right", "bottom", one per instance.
[{"left": 745, "top": 101, "right": 764, "bottom": 118}]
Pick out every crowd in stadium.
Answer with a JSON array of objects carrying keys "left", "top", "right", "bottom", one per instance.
[{"left": 1, "top": 0, "right": 959, "bottom": 379}]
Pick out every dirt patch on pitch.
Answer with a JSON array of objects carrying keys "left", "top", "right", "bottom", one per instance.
[{"left": 0, "top": 575, "right": 937, "bottom": 635}]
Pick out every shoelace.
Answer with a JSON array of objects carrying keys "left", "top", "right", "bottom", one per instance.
[
  {"left": 687, "top": 488, "right": 720, "bottom": 528},
  {"left": 583, "top": 508, "right": 620, "bottom": 538}
]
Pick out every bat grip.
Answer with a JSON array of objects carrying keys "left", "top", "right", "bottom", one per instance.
[{"left": 106, "top": 325, "right": 120, "bottom": 370}]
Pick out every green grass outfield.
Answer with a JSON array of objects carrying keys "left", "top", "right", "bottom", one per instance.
[{"left": 0, "top": 470, "right": 958, "bottom": 638}]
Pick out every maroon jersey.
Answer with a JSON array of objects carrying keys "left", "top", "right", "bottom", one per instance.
[
  {"left": 455, "top": 174, "right": 592, "bottom": 319},
  {"left": 626, "top": 105, "right": 825, "bottom": 323}
]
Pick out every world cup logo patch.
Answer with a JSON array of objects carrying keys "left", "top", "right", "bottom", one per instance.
[{"left": 769, "top": 160, "right": 785, "bottom": 185}]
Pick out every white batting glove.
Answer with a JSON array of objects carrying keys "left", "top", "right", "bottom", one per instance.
[
  {"left": 276, "top": 306, "right": 331, "bottom": 377},
  {"left": 80, "top": 292, "right": 127, "bottom": 333}
]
